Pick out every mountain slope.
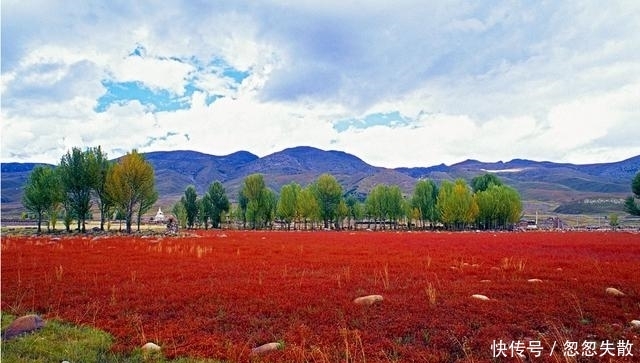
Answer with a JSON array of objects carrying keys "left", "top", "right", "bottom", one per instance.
[{"left": 2, "top": 148, "right": 638, "bottom": 219}]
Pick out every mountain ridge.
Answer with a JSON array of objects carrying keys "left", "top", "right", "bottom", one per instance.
[{"left": 2, "top": 147, "right": 638, "bottom": 218}]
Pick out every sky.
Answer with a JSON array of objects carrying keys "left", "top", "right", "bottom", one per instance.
[{"left": 2, "top": 1, "right": 640, "bottom": 168}]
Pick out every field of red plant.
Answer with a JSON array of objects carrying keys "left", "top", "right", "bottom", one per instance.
[{"left": 2, "top": 231, "right": 639, "bottom": 362}]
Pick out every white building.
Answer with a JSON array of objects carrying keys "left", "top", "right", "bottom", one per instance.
[{"left": 153, "top": 208, "right": 165, "bottom": 223}]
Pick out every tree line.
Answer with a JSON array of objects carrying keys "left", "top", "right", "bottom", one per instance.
[
  {"left": 22, "top": 147, "right": 156, "bottom": 233},
  {"left": 23, "top": 145, "right": 539, "bottom": 233},
  {"left": 170, "top": 172, "right": 524, "bottom": 231}
]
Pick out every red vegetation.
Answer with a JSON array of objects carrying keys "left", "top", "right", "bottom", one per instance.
[{"left": 2, "top": 231, "right": 639, "bottom": 362}]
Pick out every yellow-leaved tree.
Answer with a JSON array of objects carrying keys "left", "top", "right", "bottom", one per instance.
[{"left": 106, "top": 150, "right": 156, "bottom": 233}]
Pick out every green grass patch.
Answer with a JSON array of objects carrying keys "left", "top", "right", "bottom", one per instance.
[{"left": 1, "top": 313, "right": 222, "bottom": 363}]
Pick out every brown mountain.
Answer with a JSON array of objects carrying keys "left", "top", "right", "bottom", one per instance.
[{"left": 1, "top": 147, "right": 638, "bottom": 219}]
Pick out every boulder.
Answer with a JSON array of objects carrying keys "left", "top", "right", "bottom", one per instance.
[
  {"left": 251, "top": 342, "right": 282, "bottom": 355},
  {"left": 605, "top": 287, "right": 625, "bottom": 297},
  {"left": 1, "top": 314, "right": 45, "bottom": 340},
  {"left": 630, "top": 320, "right": 640, "bottom": 329},
  {"left": 471, "top": 294, "right": 490, "bottom": 301},
  {"left": 353, "top": 295, "right": 384, "bottom": 306},
  {"left": 141, "top": 342, "right": 161, "bottom": 351}
]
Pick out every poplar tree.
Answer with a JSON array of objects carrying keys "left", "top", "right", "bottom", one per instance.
[
  {"left": 277, "top": 182, "right": 301, "bottom": 230},
  {"left": 624, "top": 172, "right": 640, "bottom": 216},
  {"left": 59, "top": 147, "right": 95, "bottom": 232},
  {"left": 105, "top": 150, "right": 156, "bottom": 233},
  {"left": 22, "top": 166, "right": 63, "bottom": 233},
  {"left": 204, "top": 181, "right": 230, "bottom": 229},
  {"left": 313, "top": 173, "right": 343, "bottom": 229},
  {"left": 182, "top": 186, "right": 199, "bottom": 229},
  {"left": 411, "top": 179, "right": 439, "bottom": 229}
]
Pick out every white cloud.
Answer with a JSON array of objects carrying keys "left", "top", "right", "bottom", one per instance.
[
  {"left": 2, "top": 1, "right": 640, "bottom": 169},
  {"left": 107, "top": 55, "right": 194, "bottom": 95}
]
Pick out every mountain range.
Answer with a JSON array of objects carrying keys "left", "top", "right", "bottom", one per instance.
[{"left": 2, "top": 146, "right": 639, "bottom": 219}]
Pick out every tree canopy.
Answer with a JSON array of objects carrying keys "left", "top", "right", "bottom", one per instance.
[
  {"left": 624, "top": 172, "right": 640, "bottom": 216},
  {"left": 22, "top": 166, "right": 63, "bottom": 233},
  {"left": 105, "top": 150, "right": 156, "bottom": 233}
]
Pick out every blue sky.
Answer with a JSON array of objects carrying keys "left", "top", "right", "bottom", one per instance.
[{"left": 2, "top": 1, "right": 639, "bottom": 167}]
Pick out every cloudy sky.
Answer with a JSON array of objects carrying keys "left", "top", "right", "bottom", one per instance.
[{"left": 2, "top": 1, "right": 639, "bottom": 168}]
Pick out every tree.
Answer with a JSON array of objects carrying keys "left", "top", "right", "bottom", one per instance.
[
  {"left": 105, "top": 150, "right": 156, "bottom": 233},
  {"left": 136, "top": 189, "right": 158, "bottom": 232},
  {"left": 471, "top": 173, "right": 503, "bottom": 193},
  {"left": 238, "top": 190, "right": 249, "bottom": 229},
  {"left": 365, "top": 185, "right": 384, "bottom": 229},
  {"left": 609, "top": 213, "right": 619, "bottom": 230},
  {"left": 336, "top": 198, "right": 349, "bottom": 229},
  {"left": 172, "top": 202, "right": 188, "bottom": 229},
  {"left": 476, "top": 184, "right": 522, "bottom": 230},
  {"left": 59, "top": 147, "right": 95, "bottom": 232},
  {"left": 182, "top": 186, "right": 199, "bottom": 229},
  {"left": 90, "top": 146, "right": 113, "bottom": 231},
  {"left": 624, "top": 172, "right": 640, "bottom": 216},
  {"left": 437, "top": 179, "right": 478, "bottom": 230},
  {"left": 344, "top": 194, "right": 360, "bottom": 229},
  {"left": 204, "top": 181, "right": 230, "bottom": 229},
  {"left": 385, "top": 185, "right": 405, "bottom": 229},
  {"left": 298, "top": 185, "right": 320, "bottom": 230},
  {"left": 276, "top": 182, "right": 301, "bottom": 230},
  {"left": 313, "top": 173, "right": 343, "bottom": 229},
  {"left": 241, "top": 174, "right": 272, "bottom": 229},
  {"left": 22, "top": 166, "right": 63, "bottom": 233},
  {"left": 411, "top": 179, "right": 439, "bottom": 229}
]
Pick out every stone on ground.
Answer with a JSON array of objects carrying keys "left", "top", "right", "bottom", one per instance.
[
  {"left": 353, "top": 295, "right": 384, "bottom": 305},
  {"left": 1, "top": 314, "right": 45, "bottom": 340},
  {"left": 251, "top": 342, "right": 282, "bottom": 355}
]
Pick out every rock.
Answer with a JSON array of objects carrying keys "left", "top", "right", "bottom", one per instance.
[
  {"left": 605, "top": 287, "right": 625, "bottom": 297},
  {"left": 528, "top": 278, "right": 543, "bottom": 283},
  {"left": 141, "top": 342, "right": 161, "bottom": 351},
  {"left": 471, "top": 294, "right": 490, "bottom": 301},
  {"left": 251, "top": 342, "right": 282, "bottom": 355},
  {"left": 353, "top": 294, "right": 384, "bottom": 306},
  {"left": 1, "top": 314, "right": 45, "bottom": 340},
  {"left": 630, "top": 320, "right": 640, "bottom": 328}
]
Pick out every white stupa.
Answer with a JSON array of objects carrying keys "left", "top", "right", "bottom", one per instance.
[{"left": 154, "top": 207, "right": 165, "bottom": 222}]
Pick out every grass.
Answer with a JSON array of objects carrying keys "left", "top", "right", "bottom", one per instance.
[{"left": 0, "top": 313, "right": 223, "bottom": 363}]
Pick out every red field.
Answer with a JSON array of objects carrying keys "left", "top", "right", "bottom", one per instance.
[{"left": 2, "top": 231, "right": 639, "bottom": 362}]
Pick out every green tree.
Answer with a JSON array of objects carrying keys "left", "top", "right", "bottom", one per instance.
[
  {"left": 241, "top": 174, "right": 274, "bottom": 229},
  {"left": 385, "top": 185, "right": 405, "bottom": 229},
  {"left": 90, "top": 146, "right": 113, "bottom": 231},
  {"left": 366, "top": 184, "right": 404, "bottom": 229},
  {"left": 365, "top": 185, "right": 384, "bottom": 229},
  {"left": 344, "top": 194, "right": 360, "bottom": 229},
  {"left": 136, "top": 189, "right": 158, "bottom": 232},
  {"left": 59, "top": 147, "right": 95, "bottom": 232},
  {"left": 182, "top": 186, "right": 199, "bottom": 229},
  {"left": 276, "top": 182, "right": 301, "bottom": 230},
  {"left": 105, "top": 150, "right": 156, "bottom": 233},
  {"left": 609, "top": 213, "right": 619, "bottom": 230},
  {"left": 471, "top": 173, "right": 503, "bottom": 193},
  {"left": 411, "top": 179, "right": 439, "bottom": 229},
  {"left": 476, "top": 184, "right": 522, "bottom": 229},
  {"left": 171, "top": 202, "right": 187, "bottom": 229},
  {"left": 336, "top": 198, "right": 349, "bottom": 229},
  {"left": 624, "top": 172, "right": 640, "bottom": 216},
  {"left": 203, "top": 181, "right": 230, "bottom": 229},
  {"left": 437, "top": 179, "right": 478, "bottom": 230},
  {"left": 314, "top": 173, "right": 343, "bottom": 229},
  {"left": 298, "top": 185, "right": 320, "bottom": 230},
  {"left": 22, "top": 166, "right": 63, "bottom": 233}
]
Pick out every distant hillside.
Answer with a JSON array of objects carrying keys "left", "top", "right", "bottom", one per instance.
[{"left": 2, "top": 148, "right": 638, "bottom": 219}]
